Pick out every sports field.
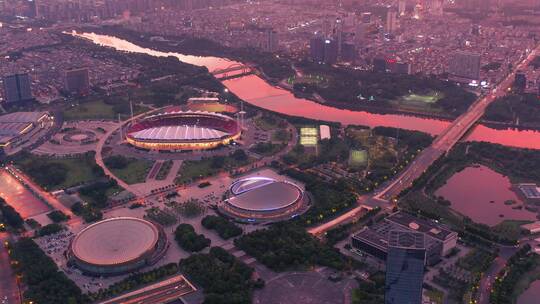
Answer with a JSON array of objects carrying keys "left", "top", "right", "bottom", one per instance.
[
  {"left": 391, "top": 91, "right": 444, "bottom": 113},
  {"left": 349, "top": 150, "right": 368, "bottom": 167}
]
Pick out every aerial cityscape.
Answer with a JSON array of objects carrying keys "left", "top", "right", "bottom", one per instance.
[{"left": 0, "top": 0, "right": 540, "bottom": 303}]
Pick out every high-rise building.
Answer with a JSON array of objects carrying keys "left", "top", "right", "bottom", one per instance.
[
  {"left": 413, "top": 3, "right": 422, "bottom": 19},
  {"left": 341, "top": 43, "right": 357, "bottom": 63},
  {"left": 334, "top": 17, "right": 344, "bottom": 58},
  {"left": 386, "top": 8, "right": 399, "bottom": 33},
  {"left": 185, "top": 0, "right": 193, "bottom": 11},
  {"left": 398, "top": 0, "right": 406, "bottom": 16},
  {"left": 64, "top": 68, "right": 90, "bottom": 94},
  {"left": 448, "top": 51, "right": 481, "bottom": 80},
  {"left": 471, "top": 24, "right": 481, "bottom": 35},
  {"left": 263, "top": 28, "right": 279, "bottom": 53},
  {"left": 361, "top": 12, "right": 372, "bottom": 24},
  {"left": 2, "top": 73, "right": 33, "bottom": 103},
  {"left": 425, "top": 0, "right": 443, "bottom": 16},
  {"left": 385, "top": 230, "right": 425, "bottom": 304},
  {"left": 323, "top": 39, "right": 339, "bottom": 64},
  {"left": 514, "top": 72, "right": 527, "bottom": 93},
  {"left": 310, "top": 36, "right": 325, "bottom": 62},
  {"left": 310, "top": 36, "right": 338, "bottom": 64},
  {"left": 355, "top": 24, "right": 366, "bottom": 46},
  {"left": 373, "top": 57, "right": 388, "bottom": 73}
]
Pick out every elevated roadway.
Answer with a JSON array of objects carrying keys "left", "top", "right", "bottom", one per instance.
[
  {"left": 309, "top": 45, "right": 540, "bottom": 236},
  {"left": 376, "top": 45, "right": 539, "bottom": 202}
]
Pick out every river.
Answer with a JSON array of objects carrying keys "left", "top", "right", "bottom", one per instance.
[{"left": 74, "top": 32, "right": 540, "bottom": 150}]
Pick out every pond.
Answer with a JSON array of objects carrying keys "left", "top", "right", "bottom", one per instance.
[
  {"left": 434, "top": 165, "right": 537, "bottom": 226},
  {"left": 518, "top": 280, "right": 540, "bottom": 304}
]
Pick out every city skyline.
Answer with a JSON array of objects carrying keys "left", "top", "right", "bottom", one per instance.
[{"left": 0, "top": 1, "right": 540, "bottom": 304}]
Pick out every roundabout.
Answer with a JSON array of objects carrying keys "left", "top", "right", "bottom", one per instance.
[{"left": 62, "top": 130, "right": 96, "bottom": 143}]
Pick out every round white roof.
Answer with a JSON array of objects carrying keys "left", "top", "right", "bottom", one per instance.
[{"left": 71, "top": 217, "right": 159, "bottom": 266}]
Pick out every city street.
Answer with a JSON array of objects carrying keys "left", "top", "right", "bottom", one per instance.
[
  {"left": 0, "top": 233, "right": 19, "bottom": 304},
  {"left": 309, "top": 43, "right": 540, "bottom": 236}
]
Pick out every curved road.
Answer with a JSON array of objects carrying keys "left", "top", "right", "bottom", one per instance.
[{"left": 94, "top": 107, "right": 165, "bottom": 197}]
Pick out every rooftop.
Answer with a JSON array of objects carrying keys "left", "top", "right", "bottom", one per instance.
[
  {"left": 227, "top": 178, "right": 302, "bottom": 212},
  {"left": 386, "top": 211, "right": 456, "bottom": 241},
  {"left": 388, "top": 230, "right": 425, "bottom": 250},
  {"left": 130, "top": 125, "right": 229, "bottom": 141},
  {"left": 517, "top": 184, "right": 540, "bottom": 199},
  {"left": 71, "top": 217, "right": 159, "bottom": 266},
  {"left": 0, "top": 111, "right": 48, "bottom": 124}
]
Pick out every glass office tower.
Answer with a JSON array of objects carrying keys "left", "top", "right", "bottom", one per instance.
[{"left": 385, "top": 230, "right": 426, "bottom": 304}]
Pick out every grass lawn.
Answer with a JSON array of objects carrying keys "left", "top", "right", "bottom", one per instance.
[
  {"left": 249, "top": 142, "right": 284, "bottom": 157},
  {"left": 14, "top": 154, "right": 102, "bottom": 190},
  {"left": 402, "top": 92, "right": 441, "bottom": 103},
  {"left": 254, "top": 115, "right": 282, "bottom": 131},
  {"left": 64, "top": 99, "right": 149, "bottom": 121},
  {"left": 52, "top": 158, "right": 98, "bottom": 189},
  {"left": 156, "top": 160, "right": 174, "bottom": 180},
  {"left": 78, "top": 184, "right": 124, "bottom": 205},
  {"left": 347, "top": 128, "right": 398, "bottom": 168},
  {"left": 176, "top": 159, "right": 215, "bottom": 184},
  {"left": 349, "top": 149, "right": 368, "bottom": 167},
  {"left": 391, "top": 91, "right": 444, "bottom": 113},
  {"left": 109, "top": 158, "right": 154, "bottom": 185},
  {"left": 288, "top": 74, "right": 329, "bottom": 86},
  {"left": 64, "top": 99, "right": 116, "bottom": 121},
  {"left": 272, "top": 129, "right": 291, "bottom": 143},
  {"left": 175, "top": 156, "right": 251, "bottom": 184}
]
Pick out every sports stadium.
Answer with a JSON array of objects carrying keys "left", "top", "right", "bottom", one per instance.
[
  {"left": 69, "top": 217, "right": 169, "bottom": 276},
  {"left": 126, "top": 110, "right": 241, "bottom": 151},
  {"left": 219, "top": 176, "right": 309, "bottom": 222}
]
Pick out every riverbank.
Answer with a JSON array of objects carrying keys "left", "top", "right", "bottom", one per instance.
[
  {"left": 70, "top": 30, "right": 540, "bottom": 150},
  {"left": 80, "top": 25, "right": 295, "bottom": 81},
  {"left": 79, "top": 26, "right": 480, "bottom": 120},
  {"left": 483, "top": 93, "right": 540, "bottom": 130}
]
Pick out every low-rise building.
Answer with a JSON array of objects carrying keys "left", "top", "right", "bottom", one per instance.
[
  {"left": 0, "top": 111, "right": 51, "bottom": 150},
  {"left": 351, "top": 211, "right": 458, "bottom": 265}
]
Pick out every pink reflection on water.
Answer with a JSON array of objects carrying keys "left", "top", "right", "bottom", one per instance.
[
  {"left": 518, "top": 280, "right": 540, "bottom": 304},
  {"left": 77, "top": 32, "right": 540, "bottom": 150},
  {"left": 435, "top": 165, "right": 537, "bottom": 227},
  {"left": 465, "top": 124, "right": 540, "bottom": 150},
  {"left": 223, "top": 75, "right": 449, "bottom": 135}
]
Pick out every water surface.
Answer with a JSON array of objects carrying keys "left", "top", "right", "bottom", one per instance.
[
  {"left": 518, "top": 280, "right": 540, "bottom": 304},
  {"left": 435, "top": 165, "right": 537, "bottom": 226},
  {"left": 75, "top": 32, "right": 540, "bottom": 150}
]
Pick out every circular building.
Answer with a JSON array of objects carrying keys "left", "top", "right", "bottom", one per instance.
[
  {"left": 219, "top": 177, "right": 309, "bottom": 223},
  {"left": 69, "top": 217, "right": 168, "bottom": 276},
  {"left": 126, "top": 110, "right": 241, "bottom": 151}
]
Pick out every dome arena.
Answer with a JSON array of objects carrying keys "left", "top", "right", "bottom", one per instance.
[
  {"left": 69, "top": 217, "right": 168, "bottom": 276},
  {"left": 219, "top": 177, "right": 309, "bottom": 222},
  {"left": 126, "top": 110, "right": 241, "bottom": 151}
]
